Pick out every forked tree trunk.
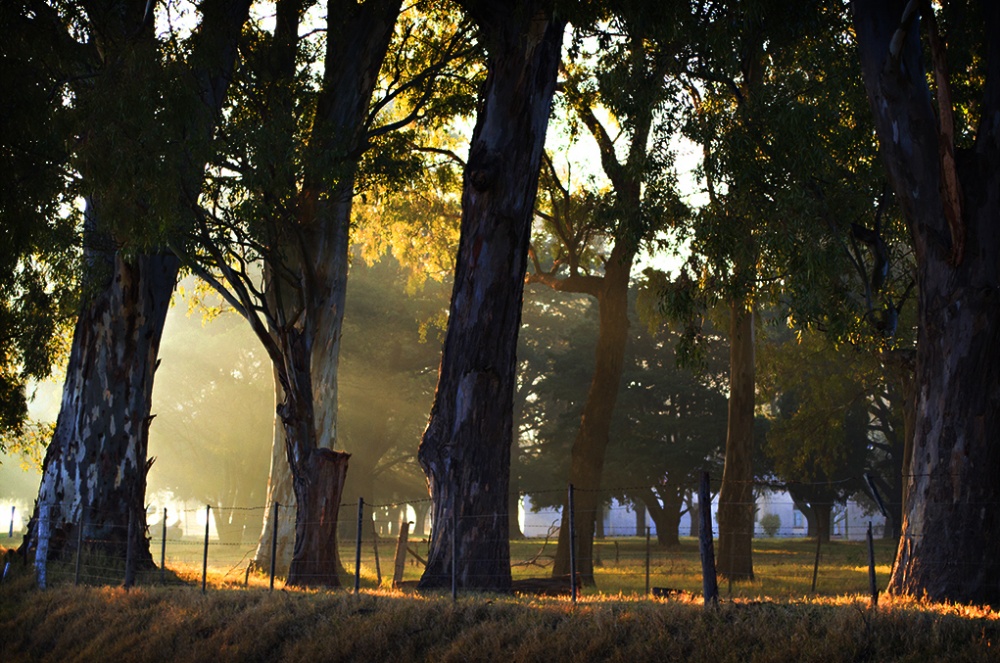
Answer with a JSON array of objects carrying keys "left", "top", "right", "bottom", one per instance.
[
  {"left": 26, "top": 231, "right": 177, "bottom": 568},
  {"left": 417, "top": 1, "right": 564, "bottom": 592},
  {"left": 638, "top": 485, "right": 684, "bottom": 548},
  {"left": 854, "top": 0, "right": 1000, "bottom": 604},
  {"left": 248, "top": 0, "right": 402, "bottom": 581},
  {"left": 716, "top": 303, "right": 755, "bottom": 580}
]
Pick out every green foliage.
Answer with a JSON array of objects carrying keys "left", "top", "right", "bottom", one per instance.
[
  {"left": 760, "top": 512, "right": 781, "bottom": 537},
  {"left": 0, "top": 1, "right": 82, "bottom": 439}
]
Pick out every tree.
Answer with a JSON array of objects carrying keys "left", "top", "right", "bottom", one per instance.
[
  {"left": 608, "top": 317, "right": 729, "bottom": 547},
  {"left": 20, "top": 0, "right": 251, "bottom": 569},
  {"left": 416, "top": 0, "right": 565, "bottom": 591},
  {"left": 180, "top": 0, "right": 417, "bottom": 587},
  {"left": 641, "top": 0, "right": 887, "bottom": 580},
  {"left": 236, "top": 1, "right": 477, "bottom": 578},
  {"left": 0, "top": 1, "right": 78, "bottom": 441},
  {"left": 852, "top": 0, "right": 1000, "bottom": 603},
  {"left": 525, "top": 5, "right": 688, "bottom": 585}
]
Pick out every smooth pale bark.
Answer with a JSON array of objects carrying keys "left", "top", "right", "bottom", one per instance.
[
  {"left": 853, "top": 0, "right": 1000, "bottom": 604},
  {"left": 417, "top": 1, "right": 564, "bottom": 592},
  {"left": 23, "top": 0, "right": 251, "bottom": 568},
  {"left": 238, "top": 0, "right": 401, "bottom": 586},
  {"left": 716, "top": 304, "right": 755, "bottom": 580}
]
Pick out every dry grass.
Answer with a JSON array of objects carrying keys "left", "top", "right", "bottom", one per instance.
[{"left": 2, "top": 542, "right": 998, "bottom": 662}]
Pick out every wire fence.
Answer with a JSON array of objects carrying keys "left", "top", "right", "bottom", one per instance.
[{"left": 0, "top": 476, "right": 912, "bottom": 603}]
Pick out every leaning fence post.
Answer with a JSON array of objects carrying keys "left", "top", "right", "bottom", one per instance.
[
  {"left": 867, "top": 521, "right": 878, "bottom": 607},
  {"left": 698, "top": 472, "right": 719, "bottom": 608},
  {"left": 74, "top": 514, "right": 84, "bottom": 586},
  {"left": 372, "top": 517, "right": 382, "bottom": 587},
  {"left": 269, "top": 502, "right": 279, "bottom": 591},
  {"left": 392, "top": 518, "right": 411, "bottom": 588},
  {"left": 201, "top": 504, "right": 210, "bottom": 593},
  {"left": 568, "top": 483, "right": 577, "bottom": 604},
  {"left": 160, "top": 507, "right": 167, "bottom": 584}
]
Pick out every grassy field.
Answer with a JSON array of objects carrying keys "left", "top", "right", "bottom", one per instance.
[
  {"left": 2, "top": 537, "right": 998, "bottom": 662},
  {"left": 4, "top": 532, "right": 899, "bottom": 598}
]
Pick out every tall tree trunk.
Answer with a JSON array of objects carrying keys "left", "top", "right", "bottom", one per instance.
[
  {"left": 716, "top": 303, "right": 755, "bottom": 580},
  {"left": 23, "top": 0, "right": 251, "bottom": 569},
  {"left": 246, "top": 0, "right": 402, "bottom": 584},
  {"left": 417, "top": 2, "right": 564, "bottom": 592},
  {"left": 550, "top": 259, "right": 632, "bottom": 584},
  {"left": 854, "top": 0, "right": 1000, "bottom": 604},
  {"left": 26, "top": 227, "right": 177, "bottom": 567}
]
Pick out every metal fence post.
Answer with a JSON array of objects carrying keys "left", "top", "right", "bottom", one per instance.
[
  {"left": 270, "top": 502, "right": 279, "bottom": 591},
  {"left": 867, "top": 521, "right": 878, "bottom": 607},
  {"left": 202, "top": 504, "right": 210, "bottom": 593},
  {"left": 568, "top": 483, "right": 577, "bottom": 604},
  {"left": 160, "top": 507, "right": 167, "bottom": 584},
  {"left": 354, "top": 498, "right": 364, "bottom": 595},
  {"left": 645, "top": 525, "right": 651, "bottom": 596}
]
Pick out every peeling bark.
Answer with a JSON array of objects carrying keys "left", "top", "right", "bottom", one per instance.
[
  {"left": 242, "top": 0, "right": 402, "bottom": 586},
  {"left": 22, "top": 0, "right": 252, "bottom": 571},
  {"left": 854, "top": 0, "right": 1000, "bottom": 603},
  {"left": 26, "top": 228, "right": 177, "bottom": 567},
  {"left": 417, "top": 1, "right": 564, "bottom": 592}
]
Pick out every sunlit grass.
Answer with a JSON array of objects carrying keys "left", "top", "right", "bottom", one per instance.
[{"left": 2, "top": 545, "right": 997, "bottom": 663}]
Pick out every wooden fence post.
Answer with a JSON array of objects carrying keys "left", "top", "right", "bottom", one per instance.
[{"left": 392, "top": 518, "right": 411, "bottom": 588}]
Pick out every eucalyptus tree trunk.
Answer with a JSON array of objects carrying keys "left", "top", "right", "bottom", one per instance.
[
  {"left": 417, "top": 1, "right": 564, "bottom": 591},
  {"left": 854, "top": 0, "right": 1000, "bottom": 604},
  {"left": 246, "top": 0, "right": 402, "bottom": 586},
  {"left": 549, "top": 249, "right": 633, "bottom": 584},
  {"left": 28, "top": 222, "right": 177, "bottom": 568},
  {"left": 715, "top": 303, "right": 756, "bottom": 580},
  {"left": 22, "top": 0, "right": 251, "bottom": 570}
]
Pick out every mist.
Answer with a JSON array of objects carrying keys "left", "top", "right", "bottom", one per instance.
[{"left": 1, "top": 256, "right": 449, "bottom": 543}]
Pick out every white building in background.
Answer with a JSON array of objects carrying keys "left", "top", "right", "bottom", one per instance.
[{"left": 521, "top": 489, "right": 887, "bottom": 541}]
